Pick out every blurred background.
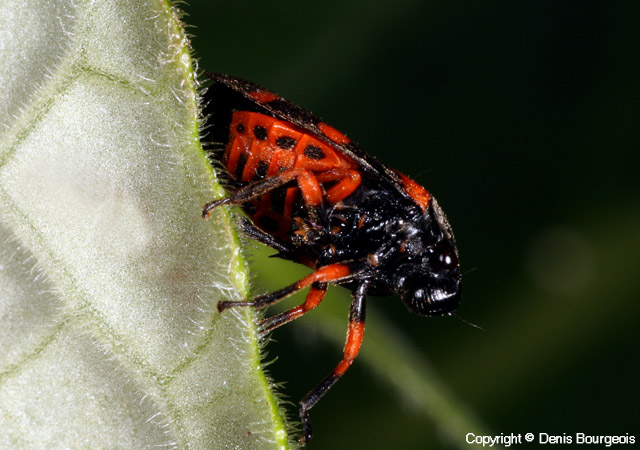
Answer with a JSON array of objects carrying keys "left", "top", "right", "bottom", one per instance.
[{"left": 183, "top": 1, "right": 639, "bottom": 449}]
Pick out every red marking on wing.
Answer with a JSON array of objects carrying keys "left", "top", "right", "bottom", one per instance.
[
  {"left": 318, "top": 122, "right": 351, "bottom": 145},
  {"left": 248, "top": 89, "right": 279, "bottom": 103},
  {"left": 396, "top": 172, "right": 431, "bottom": 212}
]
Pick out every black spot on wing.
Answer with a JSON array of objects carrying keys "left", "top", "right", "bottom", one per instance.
[
  {"left": 253, "top": 125, "right": 268, "bottom": 140},
  {"left": 276, "top": 136, "right": 297, "bottom": 149},
  {"left": 256, "top": 161, "right": 269, "bottom": 179},
  {"left": 304, "top": 145, "right": 326, "bottom": 160}
]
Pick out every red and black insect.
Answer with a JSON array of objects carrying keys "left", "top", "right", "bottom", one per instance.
[{"left": 202, "top": 73, "right": 461, "bottom": 445}]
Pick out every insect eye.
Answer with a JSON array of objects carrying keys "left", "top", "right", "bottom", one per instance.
[{"left": 431, "top": 243, "right": 458, "bottom": 271}]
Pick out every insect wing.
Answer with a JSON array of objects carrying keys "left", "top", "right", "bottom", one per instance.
[{"left": 205, "top": 73, "right": 414, "bottom": 203}]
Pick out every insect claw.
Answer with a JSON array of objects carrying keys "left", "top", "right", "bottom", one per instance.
[
  {"left": 219, "top": 298, "right": 267, "bottom": 313},
  {"left": 217, "top": 300, "right": 251, "bottom": 313},
  {"left": 202, "top": 197, "right": 230, "bottom": 219},
  {"left": 256, "top": 324, "right": 271, "bottom": 340},
  {"left": 299, "top": 410, "right": 313, "bottom": 446}
]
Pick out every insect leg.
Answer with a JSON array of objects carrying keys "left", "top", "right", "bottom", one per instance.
[
  {"left": 258, "top": 282, "right": 327, "bottom": 337},
  {"left": 298, "top": 281, "right": 369, "bottom": 445},
  {"left": 316, "top": 169, "right": 362, "bottom": 203},
  {"left": 236, "top": 216, "right": 291, "bottom": 253},
  {"left": 217, "top": 263, "right": 354, "bottom": 314},
  {"left": 202, "top": 168, "right": 321, "bottom": 219}
]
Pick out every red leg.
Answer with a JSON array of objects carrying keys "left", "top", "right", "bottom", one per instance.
[
  {"left": 316, "top": 169, "right": 362, "bottom": 203},
  {"left": 299, "top": 281, "right": 369, "bottom": 445},
  {"left": 258, "top": 282, "right": 327, "bottom": 336},
  {"left": 217, "top": 263, "right": 354, "bottom": 313}
]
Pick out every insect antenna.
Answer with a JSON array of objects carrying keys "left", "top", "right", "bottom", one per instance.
[{"left": 451, "top": 313, "right": 484, "bottom": 331}]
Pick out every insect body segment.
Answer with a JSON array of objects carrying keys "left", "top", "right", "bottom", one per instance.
[
  {"left": 202, "top": 73, "right": 461, "bottom": 445},
  {"left": 221, "top": 110, "right": 362, "bottom": 239},
  {"left": 225, "top": 111, "right": 360, "bottom": 180}
]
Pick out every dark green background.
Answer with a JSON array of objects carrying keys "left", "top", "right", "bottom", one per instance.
[{"left": 183, "top": 1, "right": 639, "bottom": 449}]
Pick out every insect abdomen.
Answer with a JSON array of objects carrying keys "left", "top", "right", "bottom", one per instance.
[{"left": 223, "top": 111, "right": 357, "bottom": 183}]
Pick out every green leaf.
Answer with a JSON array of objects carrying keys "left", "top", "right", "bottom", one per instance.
[{"left": 0, "top": 1, "right": 288, "bottom": 449}]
